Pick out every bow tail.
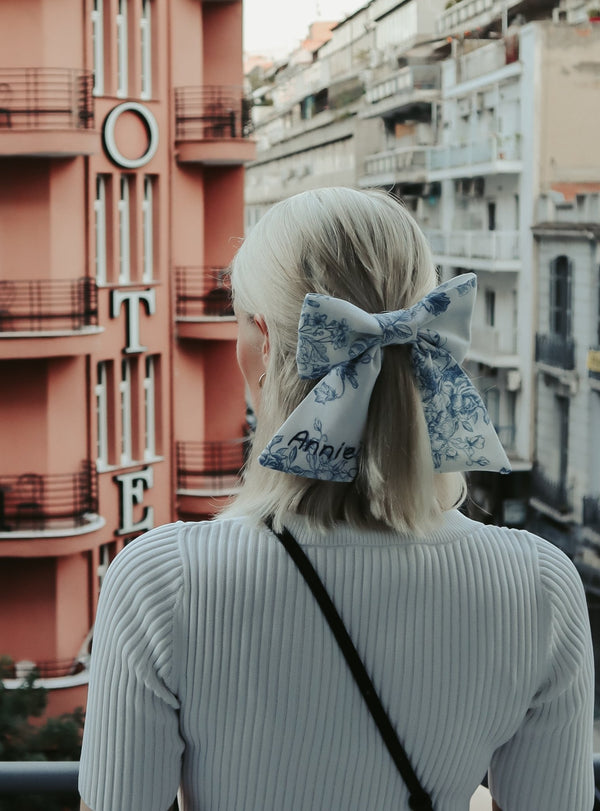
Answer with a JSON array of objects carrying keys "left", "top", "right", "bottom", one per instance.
[
  {"left": 259, "top": 354, "right": 380, "bottom": 482},
  {"left": 412, "top": 348, "right": 511, "bottom": 474}
]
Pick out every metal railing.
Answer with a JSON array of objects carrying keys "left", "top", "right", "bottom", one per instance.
[
  {"left": 0, "top": 68, "right": 94, "bottom": 130},
  {"left": 0, "top": 278, "right": 98, "bottom": 333},
  {"left": 2, "top": 759, "right": 600, "bottom": 809},
  {"left": 531, "top": 465, "right": 572, "bottom": 513},
  {"left": 0, "top": 461, "right": 98, "bottom": 532},
  {"left": 176, "top": 439, "right": 246, "bottom": 493},
  {"left": 584, "top": 496, "right": 600, "bottom": 534},
  {"left": 174, "top": 267, "right": 233, "bottom": 319},
  {"left": 535, "top": 333, "right": 576, "bottom": 371},
  {"left": 174, "top": 86, "right": 253, "bottom": 140}
]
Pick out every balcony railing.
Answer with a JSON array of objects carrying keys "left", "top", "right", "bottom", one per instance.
[
  {"left": 535, "top": 333, "right": 576, "bottom": 371},
  {"left": 531, "top": 466, "right": 572, "bottom": 514},
  {"left": 175, "top": 267, "right": 233, "bottom": 319},
  {"left": 584, "top": 497, "right": 600, "bottom": 534},
  {"left": 0, "top": 68, "right": 94, "bottom": 130},
  {"left": 428, "top": 134, "right": 521, "bottom": 173},
  {"left": 426, "top": 230, "right": 520, "bottom": 264},
  {"left": 365, "top": 63, "right": 440, "bottom": 106},
  {"left": 176, "top": 440, "right": 246, "bottom": 494},
  {"left": 2, "top": 657, "right": 87, "bottom": 680},
  {"left": 0, "top": 461, "right": 98, "bottom": 532},
  {"left": 0, "top": 278, "right": 98, "bottom": 333},
  {"left": 174, "top": 86, "right": 253, "bottom": 140},
  {"left": 363, "top": 146, "right": 428, "bottom": 178}
]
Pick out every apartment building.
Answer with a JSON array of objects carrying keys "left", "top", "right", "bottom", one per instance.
[{"left": 0, "top": 0, "right": 252, "bottom": 716}]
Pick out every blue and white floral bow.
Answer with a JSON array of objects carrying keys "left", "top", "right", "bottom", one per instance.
[{"left": 259, "top": 273, "right": 511, "bottom": 482}]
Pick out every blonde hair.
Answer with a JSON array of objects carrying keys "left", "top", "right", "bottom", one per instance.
[{"left": 225, "top": 187, "right": 464, "bottom": 533}]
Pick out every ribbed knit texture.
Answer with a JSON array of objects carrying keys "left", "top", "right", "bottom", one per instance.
[{"left": 79, "top": 511, "right": 594, "bottom": 811}]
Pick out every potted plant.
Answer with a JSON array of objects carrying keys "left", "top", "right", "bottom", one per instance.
[{"left": 589, "top": 7, "right": 600, "bottom": 21}]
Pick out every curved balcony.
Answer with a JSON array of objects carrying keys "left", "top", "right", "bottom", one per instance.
[
  {"left": 176, "top": 439, "right": 246, "bottom": 517},
  {"left": 0, "top": 68, "right": 98, "bottom": 156},
  {"left": 175, "top": 266, "right": 236, "bottom": 340},
  {"left": 174, "top": 85, "right": 255, "bottom": 165},
  {"left": 426, "top": 229, "right": 520, "bottom": 272},
  {"left": 0, "top": 278, "right": 102, "bottom": 358},
  {"left": 0, "top": 461, "right": 100, "bottom": 540}
]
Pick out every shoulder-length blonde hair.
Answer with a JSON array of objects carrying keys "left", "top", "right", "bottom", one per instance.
[{"left": 224, "top": 187, "right": 464, "bottom": 533}]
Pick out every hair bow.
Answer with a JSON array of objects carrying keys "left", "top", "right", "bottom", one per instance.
[{"left": 258, "top": 273, "right": 511, "bottom": 482}]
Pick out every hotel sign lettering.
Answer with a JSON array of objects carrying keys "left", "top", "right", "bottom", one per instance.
[
  {"left": 102, "top": 102, "right": 159, "bottom": 169},
  {"left": 109, "top": 289, "right": 158, "bottom": 536},
  {"left": 114, "top": 467, "right": 154, "bottom": 536},
  {"left": 110, "top": 288, "right": 156, "bottom": 353}
]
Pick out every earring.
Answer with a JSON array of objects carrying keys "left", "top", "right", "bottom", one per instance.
[{"left": 258, "top": 372, "right": 266, "bottom": 388}]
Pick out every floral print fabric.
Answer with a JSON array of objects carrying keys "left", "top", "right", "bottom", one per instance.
[{"left": 258, "top": 273, "right": 511, "bottom": 482}]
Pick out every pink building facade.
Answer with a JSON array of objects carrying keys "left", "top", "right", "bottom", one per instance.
[{"left": 0, "top": 0, "right": 253, "bottom": 716}]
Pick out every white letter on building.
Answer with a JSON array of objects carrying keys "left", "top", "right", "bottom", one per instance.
[
  {"left": 114, "top": 466, "right": 154, "bottom": 535},
  {"left": 111, "top": 288, "right": 156, "bottom": 353}
]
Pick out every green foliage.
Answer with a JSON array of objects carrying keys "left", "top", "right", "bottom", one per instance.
[{"left": 0, "top": 657, "right": 83, "bottom": 811}]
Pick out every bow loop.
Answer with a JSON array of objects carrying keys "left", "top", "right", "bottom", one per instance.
[{"left": 259, "top": 273, "right": 511, "bottom": 482}]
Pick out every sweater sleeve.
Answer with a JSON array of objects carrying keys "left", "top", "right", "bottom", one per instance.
[
  {"left": 79, "top": 523, "right": 185, "bottom": 811},
  {"left": 489, "top": 537, "right": 595, "bottom": 811}
]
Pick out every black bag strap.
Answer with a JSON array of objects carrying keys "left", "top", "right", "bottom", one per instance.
[{"left": 267, "top": 520, "right": 434, "bottom": 811}]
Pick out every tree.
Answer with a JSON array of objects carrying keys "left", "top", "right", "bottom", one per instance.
[{"left": 0, "top": 657, "right": 83, "bottom": 811}]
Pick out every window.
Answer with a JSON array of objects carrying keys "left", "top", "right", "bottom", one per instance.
[
  {"left": 485, "top": 289, "right": 496, "bottom": 327},
  {"left": 140, "top": 0, "right": 152, "bottom": 100},
  {"left": 549, "top": 255, "right": 572, "bottom": 339},
  {"left": 144, "top": 355, "right": 157, "bottom": 459},
  {"left": 94, "top": 176, "right": 107, "bottom": 284},
  {"left": 597, "top": 266, "right": 600, "bottom": 345},
  {"left": 92, "top": 0, "right": 104, "bottom": 96},
  {"left": 120, "top": 359, "right": 133, "bottom": 464},
  {"left": 118, "top": 175, "right": 131, "bottom": 283},
  {"left": 142, "top": 176, "right": 154, "bottom": 282},
  {"left": 96, "top": 361, "right": 109, "bottom": 468},
  {"left": 117, "top": 0, "right": 128, "bottom": 98}
]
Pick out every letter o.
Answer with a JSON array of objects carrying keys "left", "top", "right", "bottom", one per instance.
[{"left": 102, "top": 102, "right": 159, "bottom": 169}]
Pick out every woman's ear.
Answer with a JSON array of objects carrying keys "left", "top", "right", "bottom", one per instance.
[{"left": 254, "top": 315, "right": 270, "bottom": 367}]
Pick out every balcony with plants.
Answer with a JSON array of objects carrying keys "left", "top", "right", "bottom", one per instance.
[
  {"left": 0, "top": 68, "right": 97, "bottom": 156},
  {"left": 174, "top": 85, "right": 255, "bottom": 165}
]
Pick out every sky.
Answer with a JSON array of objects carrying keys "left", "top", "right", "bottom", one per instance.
[{"left": 243, "top": 0, "right": 364, "bottom": 58}]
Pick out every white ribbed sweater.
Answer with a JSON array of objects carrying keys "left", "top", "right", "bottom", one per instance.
[{"left": 79, "top": 511, "right": 594, "bottom": 811}]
